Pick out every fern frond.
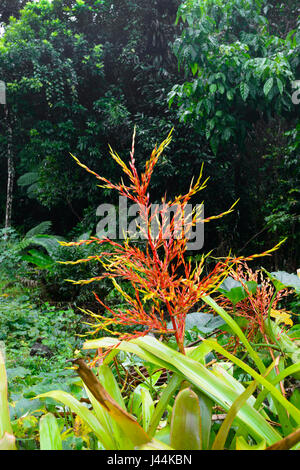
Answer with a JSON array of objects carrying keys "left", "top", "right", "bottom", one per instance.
[{"left": 25, "top": 221, "right": 52, "bottom": 238}]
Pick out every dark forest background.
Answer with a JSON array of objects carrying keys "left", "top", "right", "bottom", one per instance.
[{"left": 0, "top": 0, "right": 299, "bottom": 274}]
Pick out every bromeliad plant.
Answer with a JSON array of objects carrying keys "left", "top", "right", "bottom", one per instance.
[
  {"left": 38, "top": 132, "right": 300, "bottom": 450},
  {"left": 60, "top": 130, "right": 281, "bottom": 356}
]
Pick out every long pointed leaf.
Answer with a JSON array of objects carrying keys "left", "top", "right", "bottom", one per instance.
[
  {"left": 236, "top": 436, "right": 266, "bottom": 450},
  {"left": 266, "top": 428, "right": 300, "bottom": 450},
  {"left": 148, "top": 374, "right": 182, "bottom": 439},
  {"left": 0, "top": 433, "right": 16, "bottom": 451},
  {"left": 35, "top": 390, "right": 113, "bottom": 449},
  {"left": 85, "top": 335, "right": 281, "bottom": 444},
  {"left": 133, "top": 336, "right": 281, "bottom": 445},
  {"left": 204, "top": 338, "right": 300, "bottom": 425},
  {"left": 202, "top": 295, "right": 265, "bottom": 373},
  {"left": 39, "top": 413, "right": 62, "bottom": 450},
  {"left": 211, "top": 381, "right": 258, "bottom": 450}
]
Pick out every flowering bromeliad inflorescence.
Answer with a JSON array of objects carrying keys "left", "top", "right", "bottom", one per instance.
[
  {"left": 216, "top": 263, "right": 293, "bottom": 351},
  {"left": 60, "top": 130, "right": 283, "bottom": 355}
]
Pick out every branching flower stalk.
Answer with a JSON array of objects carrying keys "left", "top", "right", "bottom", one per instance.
[
  {"left": 216, "top": 263, "right": 293, "bottom": 394},
  {"left": 60, "top": 130, "right": 284, "bottom": 356},
  {"left": 217, "top": 264, "right": 292, "bottom": 345}
]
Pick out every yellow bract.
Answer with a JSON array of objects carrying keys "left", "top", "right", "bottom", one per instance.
[{"left": 270, "top": 309, "right": 293, "bottom": 326}]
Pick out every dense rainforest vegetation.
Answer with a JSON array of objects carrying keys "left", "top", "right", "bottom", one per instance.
[
  {"left": 0, "top": 0, "right": 299, "bottom": 453},
  {"left": 0, "top": 0, "right": 299, "bottom": 266}
]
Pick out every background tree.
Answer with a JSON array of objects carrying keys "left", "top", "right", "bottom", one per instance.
[{"left": 169, "top": 0, "right": 299, "bottom": 265}]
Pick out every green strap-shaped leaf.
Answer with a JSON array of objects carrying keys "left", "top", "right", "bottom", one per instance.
[
  {"left": 204, "top": 339, "right": 300, "bottom": 425},
  {"left": 84, "top": 335, "right": 282, "bottom": 445},
  {"left": 0, "top": 433, "right": 16, "bottom": 451},
  {"left": 240, "top": 82, "right": 250, "bottom": 101},
  {"left": 132, "top": 337, "right": 281, "bottom": 445},
  {"left": 202, "top": 295, "right": 266, "bottom": 373},
  {"left": 0, "top": 350, "right": 15, "bottom": 446},
  {"left": 236, "top": 436, "right": 266, "bottom": 450},
  {"left": 212, "top": 381, "right": 258, "bottom": 450},
  {"left": 39, "top": 413, "right": 62, "bottom": 450},
  {"left": 195, "top": 390, "right": 213, "bottom": 450}
]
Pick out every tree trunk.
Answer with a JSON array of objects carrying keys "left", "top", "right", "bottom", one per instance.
[{"left": 4, "top": 105, "right": 14, "bottom": 234}]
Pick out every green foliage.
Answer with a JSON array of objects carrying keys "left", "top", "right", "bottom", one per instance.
[
  {"left": 0, "top": 285, "right": 93, "bottom": 449},
  {"left": 0, "top": 294, "right": 85, "bottom": 375},
  {"left": 0, "top": 0, "right": 298, "bottom": 265},
  {"left": 39, "top": 413, "right": 63, "bottom": 450},
  {"left": 0, "top": 226, "right": 60, "bottom": 281},
  {"left": 169, "top": 0, "right": 299, "bottom": 153},
  {"left": 0, "top": 1, "right": 299, "bottom": 452}
]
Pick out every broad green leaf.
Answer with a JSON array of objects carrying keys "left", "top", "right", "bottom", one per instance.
[
  {"left": 219, "top": 277, "right": 242, "bottom": 291},
  {"left": 263, "top": 269, "right": 300, "bottom": 294},
  {"left": 263, "top": 77, "right": 274, "bottom": 96},
  {"left": 181, "top": 312, "right": 225, "bottom": 334},
  {"left": 141, "top": 388, "right": 154, "bottom": 432},
  {"left": 39, "top": 413, "right": 62, "bottom": 450},
  {"left": 276, "top": 77, "right": 283, "bottom": 94},
  {"left": 170, "top": 388, "right": 202, "bottom": 450},
  {"left": 218, "top": 278, "right": 257, "bottom": 305}
]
